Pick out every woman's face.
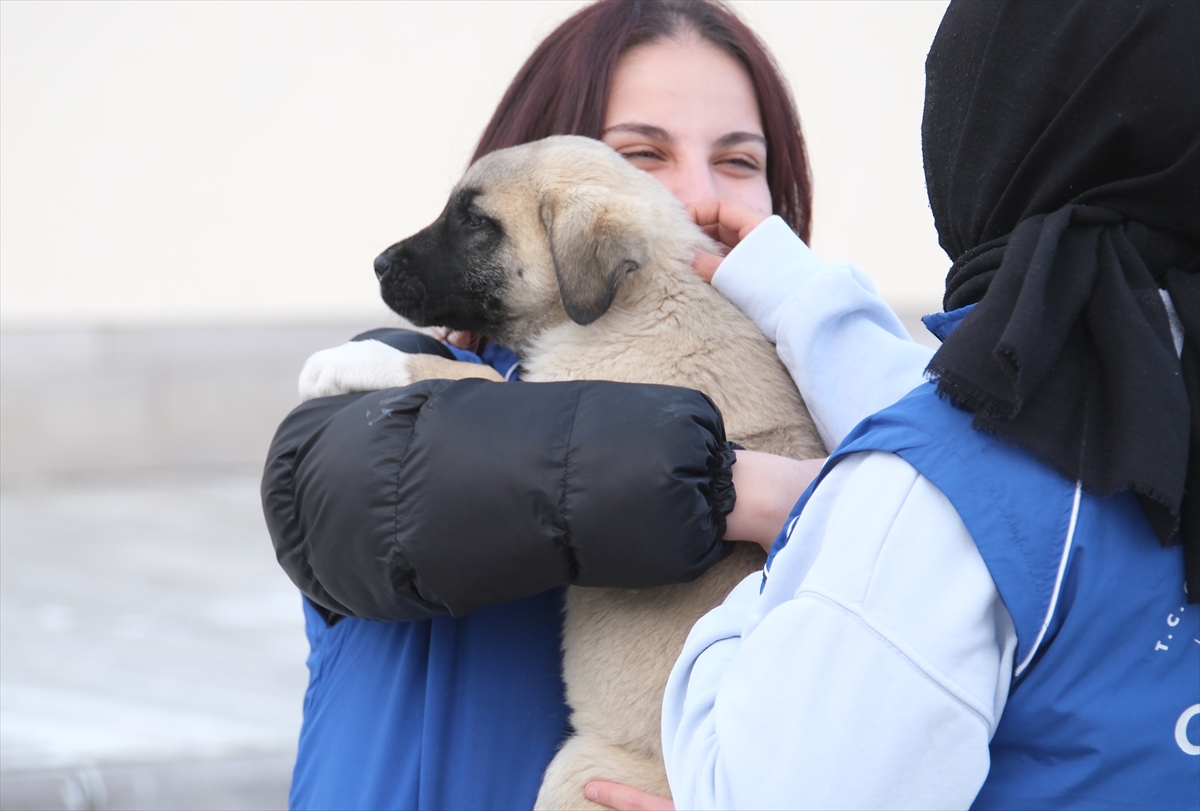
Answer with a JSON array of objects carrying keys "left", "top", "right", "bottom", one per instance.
[{"left": 603, "top": 35, "right": 773, "bottom": 217}]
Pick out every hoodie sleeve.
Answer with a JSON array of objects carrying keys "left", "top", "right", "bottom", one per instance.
[{"left": 712, "top": 216, "right": 935, "bottom": 449}]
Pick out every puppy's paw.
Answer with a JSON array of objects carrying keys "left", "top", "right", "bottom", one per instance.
[{"left": 298, "top": 339, "right": 416, "bottom": 402}]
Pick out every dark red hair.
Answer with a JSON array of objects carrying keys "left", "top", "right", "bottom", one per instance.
[{"left": 472, "top": 0, "right": 812, "bottom": 242}]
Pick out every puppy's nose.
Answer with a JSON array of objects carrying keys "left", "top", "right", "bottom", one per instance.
[{"left": 374, "top": 253, "right": 391, "bottom": 280}]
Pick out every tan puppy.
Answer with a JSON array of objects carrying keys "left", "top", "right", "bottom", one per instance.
[{"left": 302, "top": 135, "right": 825, "bottom": 809}]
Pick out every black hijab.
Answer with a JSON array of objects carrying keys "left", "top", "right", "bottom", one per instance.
[{"left": 922, "top": 0, "right": 1200, "bottom": 601}]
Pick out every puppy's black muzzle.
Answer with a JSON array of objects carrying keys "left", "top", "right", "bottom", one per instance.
[
  {"left": 375, "top": 236, "right": 432, "bottom": 325},
  {"left": 373, "top": 213, "right": 506, "bottom": 334}
]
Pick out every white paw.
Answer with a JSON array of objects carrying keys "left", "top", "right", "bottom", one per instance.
[{"left": 298, "top": 339, "right": 416, "bottom": 402}]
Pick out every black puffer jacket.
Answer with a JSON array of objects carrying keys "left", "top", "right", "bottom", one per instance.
[{"left": 262, "top": 334, "right": 739, "bottom": 622}]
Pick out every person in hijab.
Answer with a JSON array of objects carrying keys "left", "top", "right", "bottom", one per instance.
[{"left": 652, "top": 2, "right": 1199, "bottom": 809}]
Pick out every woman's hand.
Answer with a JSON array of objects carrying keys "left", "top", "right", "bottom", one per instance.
[
  {"left": 725, "top": 451, "right": 826, "bottom": 551},
  {"left": 687, "top": 196, "right": 770, "bottom": 282},
  {"left": 585, "top": 781, "right": 674, "bottom": 810}
]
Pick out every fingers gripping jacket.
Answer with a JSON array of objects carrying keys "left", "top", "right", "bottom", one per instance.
[{"left": 262, "top": 379, "right": 738, "bottom": 621}]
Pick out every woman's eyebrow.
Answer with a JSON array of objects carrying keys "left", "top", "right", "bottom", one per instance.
[
  {"left": 602, "top": 123, "right": 673, "bottom": 142},
  {"left": 602, "top": 124, "right": 766, "bottom": 151},
  {"left": 714, "top": 131, "right": 767, "bottom": 149}
]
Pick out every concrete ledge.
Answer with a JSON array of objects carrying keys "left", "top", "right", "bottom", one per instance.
[
  {"left": 0, "top": 323, "right": 378, "bottom": 479},
  {"left": 1, "top": 315, "right": 938, "bottom": 479}
]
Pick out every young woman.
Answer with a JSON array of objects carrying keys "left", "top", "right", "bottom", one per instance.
[
  {"left": 262, "top": 1, "right": 929, "bottom": 808},
  {"left": 629, "top": 2, "right": 1198, "bottom": 809}
]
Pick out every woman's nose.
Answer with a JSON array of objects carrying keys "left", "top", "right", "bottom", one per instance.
[{"left": 663, "top": 159, "right": 718, "bottom": 207}]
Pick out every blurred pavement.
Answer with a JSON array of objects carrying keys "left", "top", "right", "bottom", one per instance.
[{"left": 0, "top": 469, "right": 307, "bottom": 810}]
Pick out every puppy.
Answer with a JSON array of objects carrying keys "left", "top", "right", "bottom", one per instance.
[{"left": 303, "top": 135, "right": 825, "bottom": 808}]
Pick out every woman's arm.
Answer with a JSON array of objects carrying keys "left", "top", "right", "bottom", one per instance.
[
  {"left": 262, "top": 378, "right": 741, "bottom": 622},
  {"left": 723, "top": 451, "right": 824, "bottom": 551},
  {"left": 662, "top": 451, "right": 1016, "bottom": 809}
]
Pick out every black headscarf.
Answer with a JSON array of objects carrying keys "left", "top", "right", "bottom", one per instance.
[{"left": 922, "top": 0, "right": 1200, "bottom": 601}]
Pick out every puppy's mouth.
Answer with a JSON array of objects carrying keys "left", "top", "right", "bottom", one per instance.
[
  {"left": 375, "top": 249, "right": 507, "bottom": 334},
  {"left": 375, "top": 263, "right": 433, "bottom": 325}
]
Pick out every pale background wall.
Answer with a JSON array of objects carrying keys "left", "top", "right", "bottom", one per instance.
[{"left": 1, "top": 0, "right": 952, "bottom": 330}]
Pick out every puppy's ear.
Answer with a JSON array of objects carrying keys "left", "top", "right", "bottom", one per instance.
[{"left": 541, "top": 189, "right": 650, "bottom": 325}]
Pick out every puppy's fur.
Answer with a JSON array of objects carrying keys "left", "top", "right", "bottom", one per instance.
[{"left": 309, "top": 136, "right": 825, "bottom": 808}]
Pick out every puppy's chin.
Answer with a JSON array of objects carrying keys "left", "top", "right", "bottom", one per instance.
[{"left": 382, "top": 284, "right": 508, "bottom": 339}]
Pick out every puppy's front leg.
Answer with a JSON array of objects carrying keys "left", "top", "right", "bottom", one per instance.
[
  {"left": 403, "top": 354, "right": 506, "bottom": 384},
  {"left": 299, "top": 339, "right": 503, "bottom": 401}
]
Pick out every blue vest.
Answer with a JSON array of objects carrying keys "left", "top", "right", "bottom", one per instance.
[
  {"left": 771, "top": 379, "right": 1199, "bottom": 809},
  {"left": 289, "top": 342, "right": 572, "bottom": 810},
  {"left": 290, "top": 591, "right": 569, "bottom": 810}
]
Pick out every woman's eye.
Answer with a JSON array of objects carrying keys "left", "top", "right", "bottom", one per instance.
[
  {"left": 718, "top": 155, "right": 763, "bottom": 174},
  {"left": 620, "top": 149, "right": 663, "bottom": 162}
]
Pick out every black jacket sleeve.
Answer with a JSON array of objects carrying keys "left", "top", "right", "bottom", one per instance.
[{"left": 262, "top": 375, "right": 738, "bottom": 622}]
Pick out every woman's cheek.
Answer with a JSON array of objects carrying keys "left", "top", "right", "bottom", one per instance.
[{"left": 713, "top": 174, "right": 771, "bottom": 218}]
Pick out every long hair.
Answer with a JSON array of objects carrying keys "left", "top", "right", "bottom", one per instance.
[{"left": 471, "top": 0, "right": 812, "bottom": 242}]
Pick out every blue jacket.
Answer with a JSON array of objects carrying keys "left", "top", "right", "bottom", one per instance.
[
  {"left": 290, "top": 591, "right": 570, "bottom": 810},
  {"left": 287, "top": 342, "right": 573, "bottom": 810}
]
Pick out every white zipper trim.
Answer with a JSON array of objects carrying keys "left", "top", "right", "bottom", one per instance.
[{"left": 1015, "top": 481, "right": 1082, "bottom": 678}]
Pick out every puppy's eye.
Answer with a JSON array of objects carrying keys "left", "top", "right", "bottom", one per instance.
[{"left": 464, "top": 210, "right": 489, "bottom": 230}]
